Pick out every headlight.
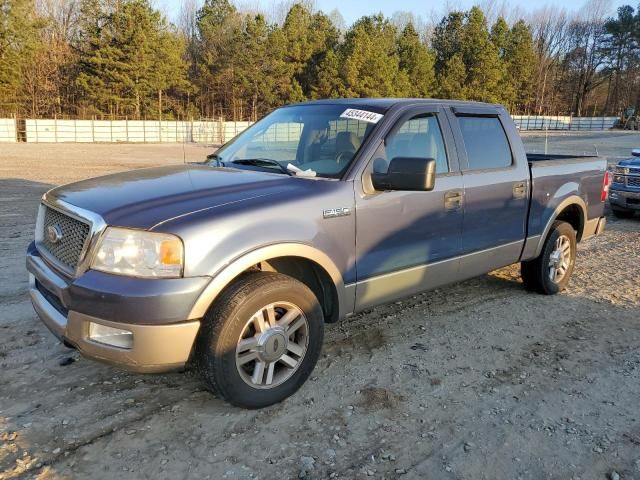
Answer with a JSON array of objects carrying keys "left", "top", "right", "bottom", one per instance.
[
  {"left": 614, "top": 166, "right": 628, "bottom": 175},
  {"left": 91, "top": 227, "right": 183, "bottom": 278}
]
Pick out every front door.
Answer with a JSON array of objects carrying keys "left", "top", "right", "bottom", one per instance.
[{"left": 354, "top": 109, "right": 464, "bottom": 310}]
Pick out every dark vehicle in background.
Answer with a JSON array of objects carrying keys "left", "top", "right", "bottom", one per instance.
[
  {"left": 27, "top": 99, "right": 608, "bottom": 408},
  {"left": 609, "top": 149, "right": 640, "bottom": 218}
]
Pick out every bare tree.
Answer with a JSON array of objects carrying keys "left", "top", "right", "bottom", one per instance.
[
  {"left": 528, "top": 5, "right": 569, "bottom": 114},
  {"left": 563, "top": 0, "right": 611, "bottom": 115}
]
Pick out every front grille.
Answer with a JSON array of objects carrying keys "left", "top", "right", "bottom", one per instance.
[
  {"left": 40, "top": 206, "right": 91, "bottom": 272},
  {"left": 627, "top": 176, "right": 640, "bottom": 187}
]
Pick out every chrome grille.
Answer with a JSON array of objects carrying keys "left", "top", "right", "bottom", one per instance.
[
  {"left": 40, "top": 206, "right": 91, "bottom": 271},
  {"left": 628, "top": 176, "right": 640, "bottom": 187}
]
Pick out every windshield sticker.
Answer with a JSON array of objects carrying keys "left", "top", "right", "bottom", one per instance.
[{"left": 340, "top": 109, "right": 383, "bottom": 124}]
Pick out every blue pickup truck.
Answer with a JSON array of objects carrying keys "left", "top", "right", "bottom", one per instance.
[
  {"left": 27, "top": 99, "right": 608, "bottom": 408},
  {"left": 609, "top": 149, "right": 640, "bottom": 217}
]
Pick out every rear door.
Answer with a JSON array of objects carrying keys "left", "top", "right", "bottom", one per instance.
[
  {"left": 354, "top": 106, "right": 464, "bottom": 310},
  {"left": 446, "top": 107, "right": 530, "bottom": 276}
]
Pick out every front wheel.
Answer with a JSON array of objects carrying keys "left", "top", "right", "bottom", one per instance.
[
  {"left": 521, "top": 221, "right": 577, "bottom": 295},
  {"left": 196, "top": 272, "right": 324, "bottom": 408}
]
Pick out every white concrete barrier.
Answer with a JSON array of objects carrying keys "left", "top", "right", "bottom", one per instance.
[
  {"left": 1, "top": 115, "right": 622, "bottom": 143},
  {"left": 512, "top": 115, "right": 619, "bottom": 131},
  {"left": 0, "top": 118, "right": 16, "bottom": 142},
  {"left": 9, "top": 119, "right": 253, "bottom": 143}
]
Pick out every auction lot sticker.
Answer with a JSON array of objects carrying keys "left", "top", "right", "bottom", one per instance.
[{"left": 340, "top": 109, "right": 384, "bottom": 124}]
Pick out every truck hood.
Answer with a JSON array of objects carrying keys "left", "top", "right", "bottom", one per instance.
[
  {"left": 618, "top": 156, "right": 640, "bottom": 168},
  {"left": 46, "top": 164, "right": 303, "bottom": 229}
]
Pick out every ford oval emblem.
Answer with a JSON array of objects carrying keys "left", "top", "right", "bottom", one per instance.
[{"left": 47, "top": 225, "right": 63, "bottom": 244}]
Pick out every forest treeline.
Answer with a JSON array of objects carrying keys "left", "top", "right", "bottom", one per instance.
[{"left": 1, "top": 0, "right": 639, "bottom": 120}]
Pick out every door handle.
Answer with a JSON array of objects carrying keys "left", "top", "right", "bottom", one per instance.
[
  {"left": 513, "top": 182, "right": 527, "bottom": 199},
  {"left": 444, "top": 190, "right": 463, "bottom": 210}
]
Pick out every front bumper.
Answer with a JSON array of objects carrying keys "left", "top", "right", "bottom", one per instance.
[
  {"left": 609, "top": 187, "right": 640, "bottom": 211},
  {"left": 27, "top": 244, "right": 207, "bottom": 373}
]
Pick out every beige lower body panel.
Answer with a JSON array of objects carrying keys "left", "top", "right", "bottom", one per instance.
[
  {"left": 30, "top": 274, "right": 201, "bottom": 373},
  {"left": 582, "top": 216, "right": 607, "bottom": 240},
  {"left": 353, "top": 241, "right": 524, "bottom": 312}
]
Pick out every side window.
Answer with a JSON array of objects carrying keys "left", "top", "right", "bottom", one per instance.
[
  {"left": 374, "top": 114, "right": 448, "bottom": 174},
  {"left": 457, "top": 116, "right": 512, "bottom": 170}
]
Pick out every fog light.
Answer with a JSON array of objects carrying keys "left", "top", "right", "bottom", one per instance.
[{"left": 89, "top": 323, "right": 133, "bottom": 349}]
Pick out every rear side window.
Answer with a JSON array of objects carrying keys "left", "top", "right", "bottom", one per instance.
[{"left": 457, "top": 116, "right": 512, "bottom": 170}]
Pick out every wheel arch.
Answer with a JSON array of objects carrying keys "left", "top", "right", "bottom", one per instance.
[
  {"left": 188, "top": 243, "right": 346, "bottom": 323},
  {"left": 533, "top": 196, "right": 587, "bottom": 258}
]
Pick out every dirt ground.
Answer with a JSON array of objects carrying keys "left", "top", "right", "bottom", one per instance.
[{"left": 1, "top": 134, "right": 639, "bottom": 480}]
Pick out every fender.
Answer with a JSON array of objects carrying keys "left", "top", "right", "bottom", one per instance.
[
  {"left": 525, "top": 195, "right": 587, "bottom": 260},
  {"left": 188, "top": 242, "right": 348, "bottom": 321}
]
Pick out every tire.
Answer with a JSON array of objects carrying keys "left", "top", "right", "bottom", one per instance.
[
  {"left": 612, "top": 208, "right": 634, "bottom": 219},
  {"left": 521, "top": 221, "right": 577, "bottom": 295},
  {"left": 196, "top": 271, "right": 324, "bottom": 409}
]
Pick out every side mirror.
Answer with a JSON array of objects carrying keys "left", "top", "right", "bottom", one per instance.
[{"left": 371, "top": 157, "right": 436, "bottom": 192}]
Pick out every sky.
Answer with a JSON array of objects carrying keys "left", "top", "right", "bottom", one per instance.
[{"left": 160, "top": 0, "right": 630, "bottom": 24}]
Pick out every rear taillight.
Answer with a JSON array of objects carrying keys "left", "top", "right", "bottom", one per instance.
[{"left": 601, "top": 171, "right": 610, "bottom": 201}]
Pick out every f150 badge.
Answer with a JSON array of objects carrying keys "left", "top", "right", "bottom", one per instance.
[{"left": 323, "top": 207, "right": 351, "bottom": 219}]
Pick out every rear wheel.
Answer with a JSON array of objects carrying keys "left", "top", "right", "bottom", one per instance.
[
  {"left": 196, "top": 272, "right": 324, "bottom": 409},
  {"left": 521, "top": 221, "right": 576, "bottom": 295},
  {"left": 612, "top": 207, "right": 634, "bottom": 219}
]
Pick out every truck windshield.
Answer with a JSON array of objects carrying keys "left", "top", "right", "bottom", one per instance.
[{"left": 210, "top": 105, "right": 383, "bottom": 178}]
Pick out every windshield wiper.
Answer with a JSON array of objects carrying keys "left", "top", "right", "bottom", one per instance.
[{"left": 231, "top": 158, "right": 292, "bottom": 176}]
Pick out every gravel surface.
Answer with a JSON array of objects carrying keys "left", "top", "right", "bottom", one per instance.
[{"left": 1, "top": 136, "right": 639, "bottom": 480}]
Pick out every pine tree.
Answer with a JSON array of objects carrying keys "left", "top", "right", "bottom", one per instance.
[
  {"left": 602, "top": 6, "right": 639, "bottom": 113},
  {"left": 76, "top": 0, "right": 188, "bottom": 118},
  {"left": 461, "top": 7, "right": 505, "bottom": 103},
  {"left": 505, "top": 20, "right": 537, "bottom": 111},
  {"left": 432, "top": 11, "right": 466, "bottom": 98},
  {"left": 337, "top": 15, "right": 410, "bottom": 98},
  {"left": 397, "top": 23, "right": 435, "bottom": 98},
  {"left": 280, "top": 4, "right": 339, "bottom": 100},
  {"left": 194, "top": 0, "right": 243, "bottom": 118},
  {"left": 433, "top": 7, "right": 505, "bottom": 102},
  {"left": 437, "top": 54, "right": 467, "bottom": 100},
  {"left": 312, "top": 50, "right": 342, "bottom": 98},
  {"left": 432, "top": 11, "right": 465, "bottom": 73},
  {"left": 0, "top": 0, "right": 43, "bottom": 112},
  {"left": 490, "top": 17, "right": 515, "bottom": 107}
]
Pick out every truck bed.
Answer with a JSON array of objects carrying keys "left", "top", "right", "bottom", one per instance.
[
  {"left": 527, "top": 153, "right": 598, "bottom": 162},
  {"left": 526, "top": 154, "right": 607, "bottom": 242}
]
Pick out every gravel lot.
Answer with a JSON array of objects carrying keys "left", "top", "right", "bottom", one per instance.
[{"left": 1, "top": 133, "right": 640, "bottom": 480}]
